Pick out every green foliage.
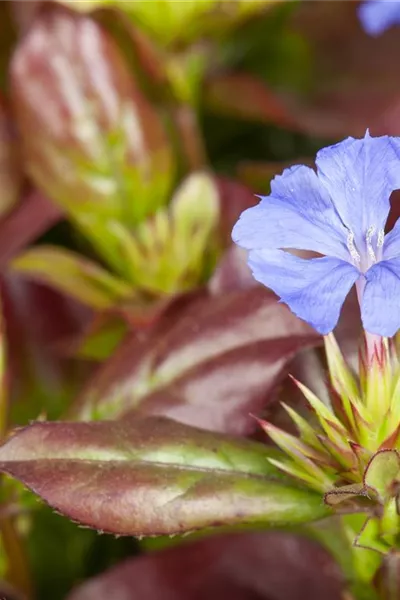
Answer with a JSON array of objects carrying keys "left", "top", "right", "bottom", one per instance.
[{"left": 0, "top": 1, "right": 398, "bottom": 599}]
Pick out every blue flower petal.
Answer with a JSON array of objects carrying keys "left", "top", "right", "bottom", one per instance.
[
  {"left": 363, "top": 257, "right": 400, "bottom": 336},
  {"left": 383, "top": 219, "right": 400, "bottom": 260},
  {"left": 359, "top": 1, "right": 400, "bottom": 36},
  {"left": 316, "top": 132, "right": 400, "bottom": 252},
  {"left": 248, "top": 249, "right": 360, "bottom": 334},
  {"left": 232, "top": 165, "right": 349, "bottom": 260}
]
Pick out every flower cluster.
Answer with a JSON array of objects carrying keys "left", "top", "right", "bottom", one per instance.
[
  {"left": 232, "top": 132, "right": 400, "bottom": 336},
  {"left": 232, "top": 131, "right": 400, "bottom": 555}
]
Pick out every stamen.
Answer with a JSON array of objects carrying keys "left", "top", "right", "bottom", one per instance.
[
  {"left": 347, "top": 230, "right": 361, "bottom": 263},
  {"left": 366, "top": 225, "right": 376, "bottom": 262},
  {"left": 377, "top": 229, "right": 385, "bottom": 248}
]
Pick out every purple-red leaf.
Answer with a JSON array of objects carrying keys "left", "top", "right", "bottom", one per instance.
[
  {"left": 215, "top": 177, "right": 257, "bottom": 247},
  {"left": 72, "top": 286, "right": 320, "bottom": 434},
  {"left": 67, "top": 531, "right": 344, "bottom": 600},
  {"left": 0, "top": 416, "right": 329, "bottom": 536},
  {"left": 11, "top": 5, "right": 174, "bottom": 224},
  {"left": 209, "top": 245, "right": 256, "bottom": 295},
  {"left": 0, "top": 190, "right": 62, "bottom": 268}
]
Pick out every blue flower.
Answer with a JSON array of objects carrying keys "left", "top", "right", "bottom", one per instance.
[
  {"left": 359, "top": 1, "right": 400, "bottom": 36},
  {"left": 232, "top": 132, "right": 400, "bottom": 336}
]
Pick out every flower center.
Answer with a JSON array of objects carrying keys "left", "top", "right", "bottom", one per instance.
[{"left": 346, "top": 227, "right": 384, "bottom": 271}]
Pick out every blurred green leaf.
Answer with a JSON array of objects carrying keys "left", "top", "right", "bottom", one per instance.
[
  {"left": 166, "top": 50, "right": 207, "bottom": 106},
  {"left": 11, "top": 246, "right": 133, "bottom": 310},
  {"left": 305, "top": 515, "right": 381, "bottom": 594},
  {"left": 342, "top": 515, "right": 384, "bottom": 587},
  {"left": 0, "top": 416, "right": 330, "bottom": 536},
  {"left": 105, "top": 172, "right": 219, "bottom": 295},
  {"left": 72, "top": 314, "right": 128, "bottom": 361},
  {"left": 363, "top": 451, "right": 400, "bottom": 503},
  {"left": 59, "top": 0, "right": 279, "bottom": 48}
]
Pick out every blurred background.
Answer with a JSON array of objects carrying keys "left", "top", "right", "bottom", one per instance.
[{"left": 0, "top": 1, "right": 397, "bottom": 599}]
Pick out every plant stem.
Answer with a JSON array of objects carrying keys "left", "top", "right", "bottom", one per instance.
[{"left": 173, "top": 104, "right": 207, "bottom": 171}]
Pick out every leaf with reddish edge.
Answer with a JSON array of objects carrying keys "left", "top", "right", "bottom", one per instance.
[
  {"left": 205, "top": 72, "right": 297, "bottom": 129},
  {"left": 63, "top": 290, "right": 208, "bottom": 365},
  {"left": 0, "top": 416, "right": 329, "bottom": 536},
  {"left": 0, "top": 190, "right": 62, "bottom": 268},
  {"left": 70, "top": 286, "right": 320, "bottom": 434},
  {"left": 209, "top": 245, "right": 256, "bottom": 295},
  {"left": 10, "top": 5, "right": 174, "bottom": 226},
  {"left": 66, "top": 531, "right": 344, "bottom": 600},
  {"left": 120, "top": 336, "right": 318, "bottom": 435}
]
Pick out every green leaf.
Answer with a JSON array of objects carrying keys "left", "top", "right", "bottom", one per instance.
[
  {"left": 113, "top": 172, "right": 220, "bottom": 294},
  {"left": 58, "top": 0, "right": 276, "bottom": 48},
  {"left": 73, "top": 314, "right": 128, "bottom": 361},
  {"left": 364, "top": 450, "right": 400, "bottom": 503},
  {"left": 0, "top": 417, "right": 330, "bottom": 536},
  {"left": 11, "top": 246, "right": 133, "bottom": 309},
  {"left": 306, "top": 516, "right": 381, "bottom": 598}
]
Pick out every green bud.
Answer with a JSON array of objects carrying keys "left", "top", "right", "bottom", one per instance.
[{"left": 111, "top": 172, "right": 220, "bottom": 295}]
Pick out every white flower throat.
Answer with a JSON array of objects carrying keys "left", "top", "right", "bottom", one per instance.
[{"left": 346, "top": 226, "right": 384, "bottom": 271}]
